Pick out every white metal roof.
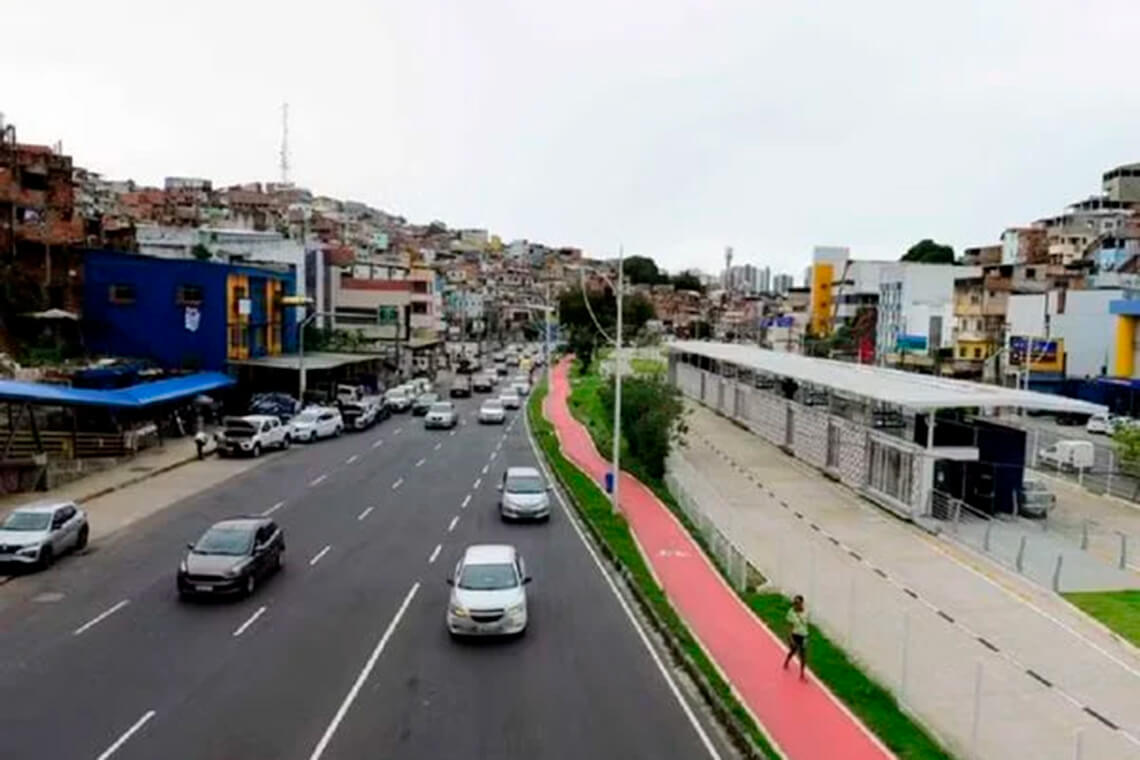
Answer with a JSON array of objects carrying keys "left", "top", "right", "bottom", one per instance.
[{"left": 669, "top": 341, "right": 1107, "bottom": 415}]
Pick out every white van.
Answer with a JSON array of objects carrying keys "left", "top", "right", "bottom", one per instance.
[{"left": 1038, "top": 440, "right": 1095, "bottom": 471}]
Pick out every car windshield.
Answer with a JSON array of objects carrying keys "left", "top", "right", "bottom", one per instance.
[
  {"left": 1, "top": 511, "right": 51, "bottom": 531},
  {"left": 193, "top": 526, "right": 254, "bottom": 555},
  {"left": 506, "top": 475, "right": 545, "bottom": 494},
  {"left": 458, "top": 562, "right": 518, "bottom": 590},
  {"left": 430, "top": 403, "right": 452, "bottom": 413},
  {"left": 482, "top": 401, "right": 503, "bottom": 411},
  {"left": 418, "top": 394, "right": 438, "bottom": 404},
  {"left": 502, "top": 392, "right": 518, "bottom": 399},
  {"left": 295, "top": 410, "right": 321, "bottom": 423}
]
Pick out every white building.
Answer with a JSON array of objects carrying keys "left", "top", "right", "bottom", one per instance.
[
  {"left": 757, "top": 266, "right": 771, "bottom": 293},
  {"left": 877, "top": 264, "right": 976, "bottom": 360},
  {"left": 772, "top": 273, "right": 795, "bottom": 294}
]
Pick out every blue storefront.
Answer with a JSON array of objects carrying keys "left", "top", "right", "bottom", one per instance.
[{"left": 83, "top": 250, "right": 298, "bottom": 372}]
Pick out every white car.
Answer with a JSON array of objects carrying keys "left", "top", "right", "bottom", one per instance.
[
  {"left": 385, "top": 388, "right": 413, "bottom": 413},
  {"left": 511, "top": 380, "right": 531, "bottom": 397},
  {"left": 498, "top": 466, "right": 552, "bottom": 521},
  {"left": 1086, "top": 413, "right": 1113, "bottom": 435},
  {"left": 447, "top": 544, "right": 530, "bottom": 638},
  {"left": 425, "top": 401, "right": 458, "bottom": 429},
  {"left": 499, "top": 391, "right": 521, "bottom": 409},
  {"left": 479, "top": 399, "right": 506, "bottom": 424},
  {"left": 217, "top": 415, "right": 291, "bottom": 457},
  {"left": 0, "top": 501, "right": 89, "bottom": 569},
  {"left": 290, "top": 406, "right": 343, "bottom": 441}
]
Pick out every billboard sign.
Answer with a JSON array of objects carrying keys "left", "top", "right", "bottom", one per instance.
[
  {"left": 1008, "top": 336, "right": 1062, "bottom": 368},
  {"left": 896, "top": 334, "right": 928, "bottom": 353}
]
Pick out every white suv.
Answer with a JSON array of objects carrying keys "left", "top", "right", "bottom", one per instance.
[
  {"left": 289, "top": 406, "right": 344, "bottom": 442},
  {"left": 218, "top": 415, "right": 291, "bottom": 457},
  {"left": 447, "top": 544, "right": 530, "bottom": 638}
]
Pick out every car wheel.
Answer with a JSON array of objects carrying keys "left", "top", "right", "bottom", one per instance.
[
  {"left": 281, "top": 435, "right": 291, "bottom": 450},
  {"left": 243, "top": 574, "right": 256, "bottom": 597},
  {"left": 273, "top": 550, "right": 283, "bottom": 572},
  {"left": 76, "top": 525, "right": 89, "bottom": 551},
  {"left": 335, "top": 426, "right": 343, "bottom": 438},
  {"left": 38, "top": 545, "right": 54, "bottom": 570},
  {"left": 252, "top": 443, "right": 262, "bottom": 458}
]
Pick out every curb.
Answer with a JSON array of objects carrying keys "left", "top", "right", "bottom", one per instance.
[
  {"left": 75, "top": 451, "right": 200, "bottom": 505},
  {"left": 530, "top": 389, "right": 774, "bottom": 760}
]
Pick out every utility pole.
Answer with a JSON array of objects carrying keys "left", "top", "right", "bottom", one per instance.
[
  {"left": 545, "top": 280, "right": 553, "bottom": 391},
  {"left": 612, "top": 246, "right": 624, "bottom": 516}
]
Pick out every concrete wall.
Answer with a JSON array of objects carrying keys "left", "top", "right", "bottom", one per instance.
[{"left": 1052, "top": 289, "right": 1119, "bottom": 377}]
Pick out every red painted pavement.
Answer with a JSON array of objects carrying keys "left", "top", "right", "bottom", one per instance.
[{"left": 544, "top": 358, "right": 892, "bottom": 760}]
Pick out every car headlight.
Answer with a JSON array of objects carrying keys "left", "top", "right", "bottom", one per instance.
[
  {"left": 224, "top": 563, "right": 247, "bottom": 578},
  {"left": 507, "top": 601, "right": 526, "bottom": 616},
  {"left": 17, "top": 544, "right": 41, "bottom": 557},
  {"left": 449, "top": 603, "right": 469, "bottom": 618},
  {"left": 179, "top": 559, "right": 188, "bottom": 574}
]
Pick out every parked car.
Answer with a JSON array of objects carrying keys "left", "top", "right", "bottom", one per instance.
[
  {"left": 248, "top": 392, "right": 301, "bottom": 422},
  {"left": 510, "top": 376, "right": 532, "bottom": 396},
  {"left": 177, "top": 517, "right": 284, "bottom": 598},
  {"left": 498, "top": 466, "right": 552, "bottom": 521},
  {"left": 499, "top": 390, "right": 521, "bottom": 409},
  {"left": 1086, "top": 413, "right": 1113, "bottom": 435},
  {"left": 450, "top": 376, "right": 472, "bottom": 398},
  {"left": 446, "top": 544, "right": 530, "bottom": 637},
  {"left": 0, "top": 502, "right": 88, "bottom": 570},
  {"left": 1038, "top": 439, "right": 1095, "bottom": 470},
  {"left": 289, "top": 406, "right": 344, "bottom": 441},
  {"left": 425, "top": 401, "right": 459, "bottom": 429},
  {"left": 495, "top": 363, "right": 509, "bottom": 377},
  {"left": 385, "top": 387, "right": 413, "bottom": 413},
  {"left": 218, "top": 415, "right": 291, "bottom": 457},
  {"left": 479, "top": 399, "right": 506, "bottom": 424},
  {"left": 1016, "top": 477, "right": 1056, "bottom": 518},
  {"left": 472, "top": 374, "right": 495, "bottom": 393},
  {"left": 413, "top": 392, "right": 440, "bottom": 416}
]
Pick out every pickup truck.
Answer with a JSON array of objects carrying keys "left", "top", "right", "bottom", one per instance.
[{"left": 217, "top": 415, "right": 291, "bottom": 457}]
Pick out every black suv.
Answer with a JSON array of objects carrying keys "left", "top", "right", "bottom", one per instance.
[{"left": 178, "top": 518, "right": 284, "bottom": 599}]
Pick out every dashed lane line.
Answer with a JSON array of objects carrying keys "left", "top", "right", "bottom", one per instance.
[
  {"left": 372, "top": 439, "right": 384, "bottom": 449},
  {"left": 448, "top": 515, "right": 460, "bottom": 532},
  {"left": 461, "top": 494, "right": 471, "bottom": 509},
  {"left": 309, "top": 474, "right": 328, "bottom": 487},
  {"left": 357, "top": 507, "right": 374, "bottom": 521},
  {"left": 232, "top": 606, "right": 268, "bottom": 637},
  {"left": 309, "top": 546, "right": 332, "bottom": 566},
  {"left": 428, "top": 544, "right": 442, "bottom": 564},
  {"left": 73, "top": 599, "right": 129, "bottom": 636},
  {"left": 473, "top": 477, "right": 482, "bottom": 489},
  {"left": 345, "top": 455, "right": 359, "bottom": 465},
  {"left": 415, "top": 458, "right": 426, "bottom": 468},
  {"left": 95, "top": 710, "right": 156, "bottom": 760},
  {"left": 392, "top": 478, "right": 403, "bottom": 490},
  {"left": 261, "top": 501, "right": 285, "bottom": 517}
]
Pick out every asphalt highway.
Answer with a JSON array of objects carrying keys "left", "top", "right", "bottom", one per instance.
[{"left": 0, "top": 391, "right": 727, "bottom": 759}]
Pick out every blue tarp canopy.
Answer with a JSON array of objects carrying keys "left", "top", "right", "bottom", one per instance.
[{"left": 0, "top": 372, "right": 234, "bottom": 409}]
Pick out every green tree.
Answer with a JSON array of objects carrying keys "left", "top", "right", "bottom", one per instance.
[
  {"left": 671, "top": 271, "right": 704, "bottom": 292},
  {"left": 599, "top": 373, "right": 685, "bottom": 480},
  {"left": 901, "top": 239, "right": 955, "bottom": 264},
  {"left": 623, "top": 255, "right": 662, "bottom": 285},
  {"left": 1113, "top": 424, "right": 1140, "bottom": 497},
  {"left": 558, "top": 288, "right": 656, "bottom": 345}
]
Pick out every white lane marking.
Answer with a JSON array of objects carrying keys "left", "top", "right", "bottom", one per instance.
[
  {"left": 372, "top": 438, "right": 384, "bottom": 449},
  {"left": 415, "top": 458, "right": 426, "bottom": 468},
  {"left": 490, "top": 450, "right": 498, "bottom": 461},
  {"left": 261, "top": 501, "right": 285, "bottom": 517},
  {"left": 309, "top": 545, "right": 332, "bottom": 566},
  {"left": 473, "top": 477, "right": 482, "bottom": 489},
  {"left": 392, "top": 477, "right": 403, "bottom": 490},
  {"left": 232, "top": 605, "right": 268, "bottom": 637},
  {"left": 434, "top": 442, "right": 442, "bottom": 451},
  {"left": 357, "top": 506, "right": 374, "bottom": 521},
  {"left": 346, "top": 455, "right": 359, "bottom": 465},
  {"left": 428, "top": 544, "right": 442, "bottom": 564},
  {"left": 450, "top": 430, "right": 457, "bottom": 437},
  {"left": 73, "top": 599, "right": 129, "bottom": 636},
  {"left": 308, "top": 583, "right": 420, "bottom": 760},
  {"left": 481, "top": 464, "right": 489, "bottom": 475},
  {"left": 461, "top": 494, "right": 471, "bottom": 509},
  {"left": 309, "top": 474, "right": 328, "bottom": 487},
  {"left": 448, "top": 515, "right": 460, "bottom": 532},
  {"left": 95, "top": 710, "right": 156, "bottom": 760},
  {"left": 394, "top": 427, "right": 402, "bottom": 435},
  {"left": 523, "top": 402, "right": 724, "bottom": 759}
]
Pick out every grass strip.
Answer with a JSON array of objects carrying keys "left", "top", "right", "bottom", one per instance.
[
  {"left": 527, "top": 379, "right": 780, "bottom": 760},
  {"left": 562, "top": 361, "right": 956, "bottom": 760},
  {"left": 1064, "top": 590, "right": 1140, "bottom": 648}
]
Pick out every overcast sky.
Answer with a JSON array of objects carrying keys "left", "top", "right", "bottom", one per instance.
[{"left": 5, "top": 0, "right": 1139, "bottom": 276}]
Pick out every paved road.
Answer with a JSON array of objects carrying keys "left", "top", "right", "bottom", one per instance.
[{"left": 0, "top": 393, "right": 724, "bottom": 759}]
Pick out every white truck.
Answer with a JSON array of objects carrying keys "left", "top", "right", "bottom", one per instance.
[
  {"left": 1037, "top": 439, "right": 1095, "bottom": 471},
  {"left": 336, "top": 384, "right": 385, "bottom": 430},
  {"left": 217, "top": 415, "right": 291, "bottom": 457}
]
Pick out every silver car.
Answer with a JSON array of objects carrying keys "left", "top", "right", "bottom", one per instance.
[
  {"left": 447, "top": 544, "right": 530, "bottom": 637},
  {"left": 1017, "top": 477, "right": 1056, "bottom": 518},
  {"left": 499, "top": 391, "right": 521, "bottom": 409},
  {"left": 479, "top": 399, "right": 506, "bottom": 424},
  {"left": 425, "top": 401, "right": 458, "bottom": 429},
  {"left": 498, "top": 466, "right": 552, "bottom": 521},
  {"left": 0, "top": 501, "right": 89, "bottom": 569}
]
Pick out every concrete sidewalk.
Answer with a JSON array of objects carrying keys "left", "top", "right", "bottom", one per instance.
[
  {"left": 670, "top": 403, "right": 1140, "bottom": 760},
  {"left": 0, "top": 437, "right": 263, "bottom": 544}
]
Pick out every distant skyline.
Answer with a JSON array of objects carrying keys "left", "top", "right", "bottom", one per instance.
[{"left": 5, "top": 0, "right": 1139, "bottom": 276}]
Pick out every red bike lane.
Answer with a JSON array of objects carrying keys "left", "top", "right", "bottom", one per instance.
[{"left": 544, "top": 358, "right": 892, "bottom": 760}]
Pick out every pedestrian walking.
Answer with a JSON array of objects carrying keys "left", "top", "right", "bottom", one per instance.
[{"left": 783, "top": 594, "right": 809, "bottom": 680}]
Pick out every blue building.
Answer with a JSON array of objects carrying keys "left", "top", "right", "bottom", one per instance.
[{"left": 83, "top": 250, "right": 298, "bottom": 372}]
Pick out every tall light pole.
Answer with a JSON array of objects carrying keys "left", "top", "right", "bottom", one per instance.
[{"left": 297, "top": 307, "right": 334, "bottom": 402}]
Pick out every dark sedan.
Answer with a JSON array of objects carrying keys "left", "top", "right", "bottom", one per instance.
[
  {"left": 177, "top": 518, "right": 284, "bottom": 599},
  {"left": 412, "top": 392, "right": 440, "bottom": 415}
]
